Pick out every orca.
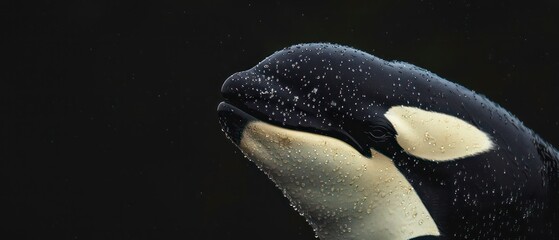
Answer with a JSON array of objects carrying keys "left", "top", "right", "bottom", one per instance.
[{"left": 217, "top": 43, "right": 559, "bottom": 239}]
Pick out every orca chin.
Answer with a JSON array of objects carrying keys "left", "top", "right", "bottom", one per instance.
[{"left": 217, "top": 102, "right": 255, "bottom": 145}]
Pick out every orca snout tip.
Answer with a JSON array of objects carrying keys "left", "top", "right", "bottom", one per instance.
[{"left": 220, "top": 72, "right": 240, "bottom": 96}]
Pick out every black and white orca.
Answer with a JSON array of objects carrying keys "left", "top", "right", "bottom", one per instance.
[{"left": 217, "top": 43, "right": 559, "bottom": 239}]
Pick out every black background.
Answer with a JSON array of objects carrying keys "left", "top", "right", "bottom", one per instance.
[{"left": 4, "top": 0, "right": 559, "bottom": 239}]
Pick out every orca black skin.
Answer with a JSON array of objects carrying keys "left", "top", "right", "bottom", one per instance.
[{"left": 218, "top": 43, "right": 559, "bottom": 239}]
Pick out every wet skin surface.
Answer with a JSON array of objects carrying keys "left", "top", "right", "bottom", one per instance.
[{"left": 218, "top": 43, "right": 559, "bottom": 239}]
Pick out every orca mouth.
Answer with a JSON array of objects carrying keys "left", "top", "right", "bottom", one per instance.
[
  {"left": 217, "top": 99, "right": 375, "bottom": 157},
  {"left": 218, "top": 70, "right": 379, "bottom": 158}
]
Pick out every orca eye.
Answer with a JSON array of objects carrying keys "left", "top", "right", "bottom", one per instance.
[
  {"left": 370, "top": 127, "right": 386, "bottom": 138},
  {"left": 367, "top": 126, "right": 390, "bottom": 141}
]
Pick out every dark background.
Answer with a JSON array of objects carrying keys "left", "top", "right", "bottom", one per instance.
[{"left": 4, "top": 0, "right": 559, "bottom": 239}]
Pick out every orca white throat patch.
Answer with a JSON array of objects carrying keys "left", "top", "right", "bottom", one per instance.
[
  {"left": 385, "top": 106, "right": 494, "bottom": 161},
  {"left": 238, "top": 121, "right": 440, "bottom": 240}
]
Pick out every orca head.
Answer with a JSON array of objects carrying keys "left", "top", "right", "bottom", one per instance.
[
  {"left": 220, "top": 44, "right": 398, "bottom": 158},
  {"left": 220, "top": 43, "right": 493, "bottom": 161},
  {"left": 217, "top": 43, "right": 496, "bottom": 239}
]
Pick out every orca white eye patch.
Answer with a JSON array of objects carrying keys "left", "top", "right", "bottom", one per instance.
[{"left": 385, "top": 106, "right": 494, "bottom": 161}]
